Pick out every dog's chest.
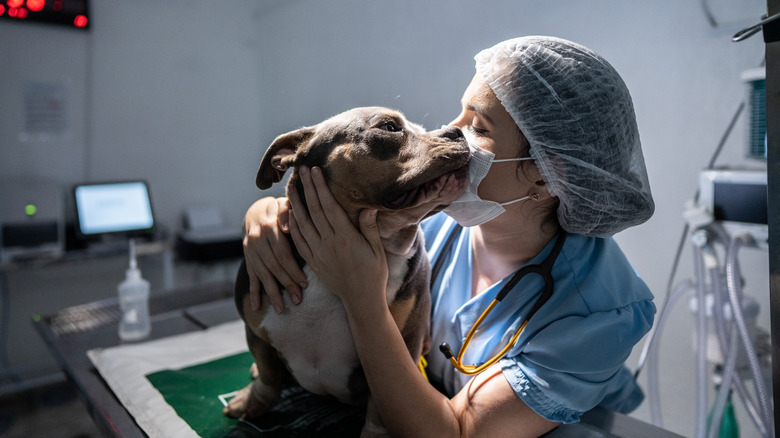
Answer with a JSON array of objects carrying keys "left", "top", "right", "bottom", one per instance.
[{"left": 259, "top": 257, "right": 409, "bottom": 399}]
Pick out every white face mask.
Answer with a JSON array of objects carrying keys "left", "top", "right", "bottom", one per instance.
[{"left": 443, "top": 141, "right": 534, "bottom": 227}]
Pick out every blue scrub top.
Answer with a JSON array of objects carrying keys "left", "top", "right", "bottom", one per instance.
[{"left": 422, "top": 213, "right": 655, "bottom": 424}]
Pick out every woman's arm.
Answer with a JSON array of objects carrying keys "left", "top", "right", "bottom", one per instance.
[
  {"left": 288, "top": 166, "right": 559, "bottom": 438},
  {"left": 242, "top": 196, "right": 307, "bottom": 312},
  {"left": 345, "top": 296, "right": 558, "bottom": 438}
]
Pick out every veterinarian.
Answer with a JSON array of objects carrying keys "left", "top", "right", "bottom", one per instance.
[{"left": 242, "top": 36, "right": 656, "bottom": 437}]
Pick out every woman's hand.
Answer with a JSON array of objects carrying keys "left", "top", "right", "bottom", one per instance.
[
  {"left": 288, "top": 166, "right": 388, "bottom": 307},
  {"left": 243, "top": 197, "right": 308, "bottom": 313}
]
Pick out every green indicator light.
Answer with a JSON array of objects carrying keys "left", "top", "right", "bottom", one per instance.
[
  {"left": 32, "top": 314, "right": 41, "bottom": 322},
  {"left": 25, "top": 204, "right": 38, "bottom": 216}
]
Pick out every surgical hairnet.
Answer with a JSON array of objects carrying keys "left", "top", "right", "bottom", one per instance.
[{"left": 475, "top": 36, "right": 654, "bottom": 237}]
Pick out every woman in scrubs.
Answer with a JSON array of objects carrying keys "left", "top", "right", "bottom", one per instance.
[{"left": 242, "top": 36, "right": 656, "bottom": 437}]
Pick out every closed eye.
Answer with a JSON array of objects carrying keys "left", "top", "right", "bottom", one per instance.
[{"left": 467, "top": 125, "right": 489, "bottom": 136}]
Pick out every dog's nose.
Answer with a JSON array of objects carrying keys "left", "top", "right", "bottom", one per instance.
[{"left": 438, "top": 126, "right": 464, "bottom": 141}]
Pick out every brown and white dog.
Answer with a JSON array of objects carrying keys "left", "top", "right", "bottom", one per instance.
[{"left": 224, "top": 107, "right": 470, "bottom": 435}]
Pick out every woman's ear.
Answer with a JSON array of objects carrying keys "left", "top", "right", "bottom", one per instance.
[
  {"left": 520, "top": 162, "right": 552, "bottom": 200},
  {"left": 533, "top": 177, "right": 553, "bottom": 200}
]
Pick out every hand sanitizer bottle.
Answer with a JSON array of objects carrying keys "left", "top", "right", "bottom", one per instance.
[{"left": 118, "top": 239, "right": 151, "bottom": 341}]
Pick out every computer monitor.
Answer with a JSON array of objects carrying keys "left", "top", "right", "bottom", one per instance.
[
  {"left": 698, "top": 169, "right": 767, "bottom": 248},
  {"left": 73, "top": 181, "right": 155, "bottom": 238}
]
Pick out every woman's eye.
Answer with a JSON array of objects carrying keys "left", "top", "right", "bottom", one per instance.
[
  {"left": 468, "top": 125, "right": 488, "bottom": 135},
  {"left": 381, "top": 122, "right": 401, "bottom": 132}
]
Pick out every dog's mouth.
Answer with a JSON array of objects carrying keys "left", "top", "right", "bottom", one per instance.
[
  {"left": 383, "top": 168, "right": 467, "bottom": 210},
  {"left": 385, "top": 186, "right": 420, "bottom": 210}
]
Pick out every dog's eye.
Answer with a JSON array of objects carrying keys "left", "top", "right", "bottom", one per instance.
[{"left": 380, "top": 122, "right": 402, "bottom": 133}]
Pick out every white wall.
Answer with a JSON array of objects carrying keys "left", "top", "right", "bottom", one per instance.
[
  {"left": 0, "top": 0, "right": 770, "bottom": 436},
  {"left": 0, "top": 19, "right": 89, "bottom": 185},
  {"left": 86, "top": 1, "right": 268, "bottom": 229},
  {"left": 1, "top": 0, "right": 267, "bottom": 231}
]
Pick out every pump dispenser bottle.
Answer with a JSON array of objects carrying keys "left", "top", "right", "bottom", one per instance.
[{"left": 118, "top": 239, "right": 151, "bottom": 341}]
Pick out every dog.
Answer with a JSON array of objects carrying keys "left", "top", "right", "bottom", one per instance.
[{"left": 224, "top": 107, "right": 470, "bottom": 435}]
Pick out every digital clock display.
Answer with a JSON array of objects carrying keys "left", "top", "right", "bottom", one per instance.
[{"left": 0, "top": 0, "right": 89, "bottom": 30}]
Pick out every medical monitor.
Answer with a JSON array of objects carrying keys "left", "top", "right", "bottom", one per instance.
[
  {"left": 73, "top": 181, "right": 155, "bottom": 238},
  {"left": 699, "top": 169, "right": 767, "bottom": 248}
]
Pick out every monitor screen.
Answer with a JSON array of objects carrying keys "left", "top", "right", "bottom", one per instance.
[
  {"left": 74, "top": 181, "right": 154, "bottom": 236},
  {"left": 713, "top": 182, "right": 768, "bottom": 225}
]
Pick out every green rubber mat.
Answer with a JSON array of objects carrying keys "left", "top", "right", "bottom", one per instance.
[{"left": 146, "top": 352, "right": 365, "bottom": 437}]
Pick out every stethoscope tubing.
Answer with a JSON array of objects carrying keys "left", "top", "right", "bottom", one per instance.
[{"left": 432, "top": 223, "right": 567, "bottom": 375}]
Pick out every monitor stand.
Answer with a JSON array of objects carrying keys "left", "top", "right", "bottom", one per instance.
[{"left": 85, "top": 235, "right": 131, "bottom": 257}]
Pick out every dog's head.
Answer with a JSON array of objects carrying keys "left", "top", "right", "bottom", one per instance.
[{"left": 256, "top": 107, "right": 469, "bottom": 252}]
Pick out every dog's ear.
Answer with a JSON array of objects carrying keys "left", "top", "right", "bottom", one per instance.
[{"left": 256, "top": 127, "right": 315, "bottom": 190}]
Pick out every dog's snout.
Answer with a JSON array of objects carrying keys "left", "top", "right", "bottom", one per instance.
[{"left": 438, "top": 126, "right": 464, "bottom": 141}]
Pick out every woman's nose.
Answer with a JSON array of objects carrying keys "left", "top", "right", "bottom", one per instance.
[{"left": 448, "top": 110, "right": 467, "bottom": 129}]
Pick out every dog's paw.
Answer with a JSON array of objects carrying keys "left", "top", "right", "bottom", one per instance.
[{"left": 223, "top": 384, "right": 270, "bottom": 419}]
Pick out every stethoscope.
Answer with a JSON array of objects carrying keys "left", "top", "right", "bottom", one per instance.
[{"left": 433, "top": 223, "right": 567, "bottom": 375}]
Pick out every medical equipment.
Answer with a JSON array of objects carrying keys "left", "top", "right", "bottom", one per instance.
[
  {"left": 742, "top": 68, "right": 767, "bottom": 160},
  {"left": 442, "top": 140, "right": 536, "bottom": 227},
  {"left": 641, "top": 168, "right": 772, "bottom": 438},
  {"left": 696, "top": 169, "right": 768, "bottom": 248},
  {"left": 732, "top": 12, "right": 780, "bottom": 42},
  {"left": 73, "top": 180, "right": 155, "bottom": 239},
  {"left": 176, "top": 203, "right": 243, "bottom": 262},
  {"left": 437, "top": 224, "right": 567, "bottom": 375},
  {"left": 0, "top": 180, "right": 64, "bottom": 262},
  {"left": 117, "top": 239, "right": 151, "bottom": 341}
]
